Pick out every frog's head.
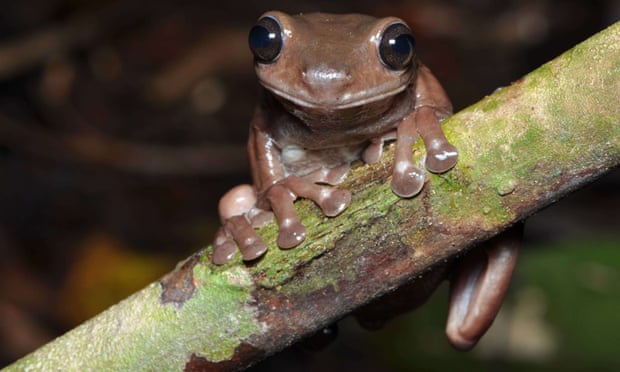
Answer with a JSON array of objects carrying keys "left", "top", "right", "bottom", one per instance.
[{"left": 249, "top": 11, "right": 418, "bottom": 115}]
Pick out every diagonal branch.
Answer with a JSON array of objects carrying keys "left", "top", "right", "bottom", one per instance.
[{"left": 6, "top": 21, "right": 619, "bottom": 372}]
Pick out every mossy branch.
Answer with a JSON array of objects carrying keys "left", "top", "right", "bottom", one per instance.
[{"left": 6, "top": 22, "right": 619, "bottom": 372}]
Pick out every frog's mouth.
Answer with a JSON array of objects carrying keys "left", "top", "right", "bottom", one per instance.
[
  {"left": 269, "top": 85, "right": 413, "bottom": 130},
  {"left": 262, "top": 82, "right": 409, "bottom": 111}
]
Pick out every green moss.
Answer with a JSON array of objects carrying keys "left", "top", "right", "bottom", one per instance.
[
  {"left": 247, "top": 180, "right": 400, "bottom": 288},
  {"left": 433, "top": 168, "right": 471, "bottom": 193},
  {"left": 185, "top": 266, "right": 259, "bottom": 359},
  {"left": 11, "top": 265, "right": 260, "bottom": 371},
  {"left": 481, "top": 97, "right": 499, "bottom": 112},
  {"left": 439, "top": 188, "right": 511, "bottom": 228}
]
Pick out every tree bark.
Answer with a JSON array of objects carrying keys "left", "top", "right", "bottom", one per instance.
[{"left": 6, "top": 21, "right": 619, "bottom": 372}]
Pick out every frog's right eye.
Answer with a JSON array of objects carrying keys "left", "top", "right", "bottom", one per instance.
[
  {"left": 249, "top": 17, "right": 283, "bottom": 63},
  {"left": 378, "top": 22, "right": 416, "bottom": 70}
]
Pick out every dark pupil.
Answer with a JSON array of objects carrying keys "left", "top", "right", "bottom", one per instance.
[
  {"left": 390, "top": 34, "right": 414, "bottom": 56},
  {"left": 249, "top": 25, "right": 273, "bottom": 49}
]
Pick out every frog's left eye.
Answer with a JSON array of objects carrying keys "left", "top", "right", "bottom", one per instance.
[
  {"left": 249, "top": 16, "right": 283, "bottom": 63},
  {"left": 379, "top": 23, "right": 416, "bottom": 70}
]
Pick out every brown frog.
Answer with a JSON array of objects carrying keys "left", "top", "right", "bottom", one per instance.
[
  {"left": 212, "top": 11, "right": 519, "bottom": 350},
  {"left": 214, "top": 11, "right": 458, "bottom": 262}
]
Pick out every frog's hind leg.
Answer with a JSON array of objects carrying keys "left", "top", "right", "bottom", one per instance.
[{"left": 446, "top": 225, "right": 522, "bottom": 350}]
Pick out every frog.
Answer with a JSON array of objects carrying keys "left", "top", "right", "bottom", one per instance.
[
  {"left": 211, "top": 11, "right": 519, "bottom": 350},
  {"left": 213, "top": 11, "right": 458, "bottom": 263}
]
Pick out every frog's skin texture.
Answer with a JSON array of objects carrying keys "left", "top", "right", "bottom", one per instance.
[{"left": 212, "top": 11, "right": 519, "bottom": 350}]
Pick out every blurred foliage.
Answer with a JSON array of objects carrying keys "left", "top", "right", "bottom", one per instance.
[{"left": 371, "top": 238, "right": 620, "bottom": 371}]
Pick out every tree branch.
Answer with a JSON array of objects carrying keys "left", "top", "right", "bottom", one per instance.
[{"left": 6, "top": 21, "right": 619, "bottom": 372}]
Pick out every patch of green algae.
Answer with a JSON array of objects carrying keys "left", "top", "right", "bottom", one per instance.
[
  {"left": 9, "top": 264, "right": 260, "bottom": 371},
  {"left": 248, "top": 180, "right": 400, "bottom": 288}
]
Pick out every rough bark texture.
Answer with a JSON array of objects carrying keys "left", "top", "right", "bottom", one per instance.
[{"left": 6, "top": 21, "right": 619, "bottom": 372}]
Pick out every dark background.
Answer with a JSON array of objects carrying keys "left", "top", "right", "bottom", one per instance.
[{"left": 0, "top": 0, "right": 618, "bottom": 370}]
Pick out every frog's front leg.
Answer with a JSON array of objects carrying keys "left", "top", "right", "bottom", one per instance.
[
  {"left": 391, "top": 105, "right": 456, "bottom": 197},
  {"left": 415, "top": 65, "right": 458, "bottom": 173},
  {"left": 390, "top": 66, "right": 458, "bottom": 197},
  {"left": 212, "top": 118, "right": 352, "bottom": 263},
  {"left": 392, "top": 113, "right": 426, "bottom": 197},
  {"left": 257, "top": 170, "right": 352, "bottom": 249},
  {"left": 212, "top": 168, "right": 351, "bottom": 264},
  {"left": 416, "top": 106, "right": 459, "bottom": 173}
]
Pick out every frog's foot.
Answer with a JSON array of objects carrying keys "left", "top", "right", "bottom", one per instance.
[
  {"left": 212, "top": 184, "right": 269, "bottom": 264},
  {"left": 391, "top": 160, "right": 425, "bottom": 198},
  {"left": 265, "top": 177, "right": 352, "bottom": 248},
  {"left": 263, "top": 183, "right": 306, "bottom": 249},
  {"left": 415, "top": 107, "right": 458, "bottom": 173},
  {"left": 212, "top": 227, "right": 237, "bottom": 264},
  {"left": 425, "top": 142, "right": 458, "bottom": 173},
  {"left": 392, "top": 117, "right": 425, "bottom": 197},
  {"left": 213, "top": 216, "right": 268, "bottom": 264},
  {"left": 446, "top": 226, "right": 521, "bottom": 350}
]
